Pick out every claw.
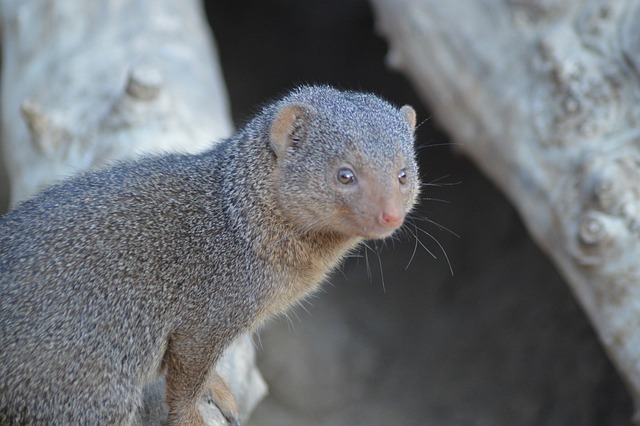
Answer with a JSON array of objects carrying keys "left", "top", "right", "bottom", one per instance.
[
  {"left": 206, "top": 370, "right": 240, "bottom": 426},
  {"left": 225, "top": 414, "right": 241, "bottom": 426}
]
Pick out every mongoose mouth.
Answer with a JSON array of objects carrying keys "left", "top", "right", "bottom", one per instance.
[
  {"left": 355, "top": 215, "right": 406, "bottom": 240},
  {"left": 359, "top": 226, "right": 402, "bottom": 240}
]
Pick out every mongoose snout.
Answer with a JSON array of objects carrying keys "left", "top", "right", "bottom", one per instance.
[{"left": 379, "top": 206, "right": 405, "bottom": 228}]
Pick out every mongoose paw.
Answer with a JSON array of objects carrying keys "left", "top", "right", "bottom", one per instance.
[
  {"left": 222, "top": 411, "right": 241, "bottom": 426},
  {"left": 207, "top": 371, "right": 241, "bottom": 426},
  {"left": 227, "top": 416, "right": 242, "bottom": 426}
]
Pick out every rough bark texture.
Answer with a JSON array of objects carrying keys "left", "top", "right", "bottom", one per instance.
[
  {"left": 371, "top": 0, "right": 640, "bottom": 418},
  {"left": 1, "top": 0, "right": 234, "bottom": 205},
  {"left": 0, "top": 1, "right": 266, "bottom": 424}
]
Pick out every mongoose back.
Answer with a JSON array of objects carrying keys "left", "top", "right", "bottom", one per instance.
[{"left": 0, "top": 85, "right": 420, "bottom": 425}]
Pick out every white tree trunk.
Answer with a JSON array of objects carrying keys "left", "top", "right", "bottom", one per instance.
[
  {"left": 0, "top": 1, "right": 266, "bottom": 424},
  {"left": 371, "top": 0, "right": 640, "bottom": 419}
]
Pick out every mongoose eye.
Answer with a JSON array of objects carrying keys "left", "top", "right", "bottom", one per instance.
[
  {"left": 337, "top": 168, "right": 355, "bottom": 185},
  {"left": 398, "top": 169, "right": 408, "bottom": 185}
]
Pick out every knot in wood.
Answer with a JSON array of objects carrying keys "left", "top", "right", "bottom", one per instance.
[
  {"left": 126, "top": 65, "right": 163, "bottom": 101},
  {"left": 579, "top": 214, "right": 607, "bottom": 246}
]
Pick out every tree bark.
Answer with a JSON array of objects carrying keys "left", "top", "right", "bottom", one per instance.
[
  {"left": 371, "top": 0, "right": 640, "bottom": 419},
  {"left": 0, "top": 1, "right": 266, "bottom": 424}
]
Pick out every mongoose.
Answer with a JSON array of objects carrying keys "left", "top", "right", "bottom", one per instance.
[{"left": 0, "top": 85, "right": 420, "bottom": 425}]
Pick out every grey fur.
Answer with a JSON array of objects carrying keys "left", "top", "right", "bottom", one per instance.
[{"left": 0, "top": 85, "right": 419, "bottom": 424}]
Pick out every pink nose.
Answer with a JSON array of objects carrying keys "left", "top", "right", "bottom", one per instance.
[{"left": 379, "top": 210, "right": 404, "bottom": 228}]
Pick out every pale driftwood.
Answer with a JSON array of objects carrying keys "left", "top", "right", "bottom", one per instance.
[
  {"left": 371, "top": 0, "right": 640, "bottom": 419},
  {"left": 0, "top": 1, "right": 266, "bottom": 424},
  {"left": 0, "top": 0, "right": 234, "bottom": 205}
]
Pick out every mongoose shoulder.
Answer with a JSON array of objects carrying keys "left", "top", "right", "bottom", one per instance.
[{"left": 0, "top": 85, "right": 420, "bottom": 425}]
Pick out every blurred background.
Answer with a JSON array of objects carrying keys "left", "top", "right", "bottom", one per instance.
[
  {"left": 204, "top": 0, "right": 633, "bottom": 425},
  {"left": 0, "top": 1, "right": 632, "bottom": 425}
]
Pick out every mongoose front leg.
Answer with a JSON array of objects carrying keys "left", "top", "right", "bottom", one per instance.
[
  {"left": 206, "top": 371, "right": 241, "bottom": 426},
  {"left": 164, "top": 334, "right": 220, "bottom": 426}
]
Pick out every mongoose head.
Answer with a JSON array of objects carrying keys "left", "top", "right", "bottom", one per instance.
[{"left": 269, "top": 86, "right": 419, "bottom": 240}]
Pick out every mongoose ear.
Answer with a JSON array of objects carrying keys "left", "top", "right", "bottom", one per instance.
[
  {"left": 270, "top": 102, "right": 316, "bottom": 158},
  {"left": 400, "top": 105, "right": 417, "bottom": 131}
]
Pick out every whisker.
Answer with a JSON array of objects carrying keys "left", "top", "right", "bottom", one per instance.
[
  {"left": 419, "top": 174, "right": 462, "bottom": 188},
  {"left": 405, "top": 224, "right": 437, "bottom": 259},
  {"left": 415, "top": 141, "right": 460, "bottom": 150},
  {"left": 405, "top": 224, "right": 420, "bottom": 270},
  {"left": 415, "top": 226, "right": 454, "bottom": 276},
  {"left": 426, "top": 174, "right": 451, "bottom": 185},
  {"left": 387, "top": 235, "right": 396, "bottom": 250},
  {"left": 418, "top": 196, "right": 450, "bottom": 204},
  {"left": 345, "top": 253, "right": 364, "bottom": 259},
  {"left": 376, "top": 246, "right": 386, "bottom": 294},
  {"left": 337, "top": 265, "right": 348, "bottom": 280},
  {"left": 363, "top": 243, "right": 372, "bottom": 281},
  {"left": 410, "top": 216, "right": 460, "bottom": 239},
  {"left": 415, "top": 116, "right": 432, "bottom": 130}
]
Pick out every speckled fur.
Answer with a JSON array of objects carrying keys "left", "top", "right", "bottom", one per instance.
[{"left": 0, "top": 86, "right": 419, "bottom": 424}]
